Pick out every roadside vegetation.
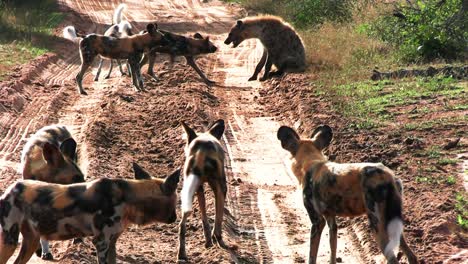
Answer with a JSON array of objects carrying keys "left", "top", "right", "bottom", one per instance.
[
  {"left": 0, "top": 0, "right": 64, "bottom": 80},
  {"left": 227, "top": 0, "right": 467, "bottom": 235}
]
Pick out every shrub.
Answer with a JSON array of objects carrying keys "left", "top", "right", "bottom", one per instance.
[{"left": 367, "top": 0, "right": 467, "bottom": 62}]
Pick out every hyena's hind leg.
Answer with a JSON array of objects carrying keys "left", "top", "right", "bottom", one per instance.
[
  {"left": 14, "top": 222, "right": 40, "bottom": 264},
  {"left": 249, "top": 49, "right": 267, "bottom": 81}
]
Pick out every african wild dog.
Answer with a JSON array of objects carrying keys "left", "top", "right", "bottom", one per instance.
[
  {"left": 277, "top": 125, "right": 418, "bottom": 264},
  {"left": 94, "top": 3, "right": 133, "bottom": 81},
  {"left": 178, "top": 120, "right": 236, "bottom": 261},
  {"left": 0, "top": 163, "right": 180, "bottom": 264},
  {"left": 63, "top": 23, "right": 172, "bottom": 95},
  {"left": 21, "top": 124, "right": 85, "bottom": 260},
  {"left": 224, "top": 16, "right": 306, "bottom": 81},
  {"left": 139, "top": 31, "right": 218, "bottom": 84}
]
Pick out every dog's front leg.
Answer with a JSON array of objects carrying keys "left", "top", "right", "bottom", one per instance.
[
  {"left": 92, "top": 234, "right": 112, "bottom": 264},
  {"left": 197, "top": 186, "right": 213, "bottom": 248},
  {"left": 128, "top": 59, "right": 141, "bottom": 92},
  {"left": 185, "top": 56, "right": 215, "bottom": 85},
  {"left": 14, "top": 222, "right": 40, "bottom": 264},
  {"left": 105, "top": 59, "right": 114, "bottom": 79},
  {"left": 94, "top": 58, "right": 104, "bottom": 82},
  {"left": 177, "top": 212, "right": 190, "bottom": 262}
]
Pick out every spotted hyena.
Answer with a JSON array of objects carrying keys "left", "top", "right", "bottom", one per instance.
[
  {"left": 224, "top": 16, "right": 306, "bottom": 81},
  {"left": 277, "top": 125, "right": 418, "bottom": 264},
  {"left": 0, "top": 163, "right": 180, "bottom": 264}
]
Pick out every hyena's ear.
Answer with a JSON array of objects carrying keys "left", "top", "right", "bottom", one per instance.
[
  {"left": 60, "top": 138, "right": 77, "bottom": 161},
  {"left": 277, "top": 126, "right": 300, "bottom": 155},
  {"left": 311, "top": 125, "right": 333, "bottom": 150},
  {"left": 236, "top": 20, "right": 243, "bottom": 28},
  {"left": 160, "top": 168, "right": 181, "bottom": 195},
  {"left": 43, "top": 142, "right": 65, "bottom": 166},
  {"left": 207, "top": 119, "right": 225, "bottom": 140},
  {"left": 181, "top": 121, "right": 197, "bottom": 144},
  {"left": 193, "top": 32, "right": 203, "bottom": 39},
  {"left": 133, "top": 162, "right": 152, "bottom": 180}
]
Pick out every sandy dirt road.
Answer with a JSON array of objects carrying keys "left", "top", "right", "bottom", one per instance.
[{"left": 0, "top": 0, "right": 371, "bottom": 263}]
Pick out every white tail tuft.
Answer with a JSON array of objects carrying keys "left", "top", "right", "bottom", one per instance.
[
  {"left": 181, "top": 174, "right": 201, "bottom": 214},
  {"left": 119, "top": 21, "right": 132, "bottom": 33},
  {"left": 113, "top": 3, "right": 127, "bottom": 25},
  {"left": 63, "top": 26, "right": 77, "bottom": 41},
  {"left": 384, "top": 218, "right": 403, "bottom": 259}
]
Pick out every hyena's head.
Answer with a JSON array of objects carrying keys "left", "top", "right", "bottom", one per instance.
[
  {"left": 43, "top": 138, "right": 85, "bottom": 184},
  {"left": 277, "top": 125, "right": 333, "bottom": 163},
  {"left": 133, "top": 162, "right": 180, "bottom": 223},
  {"left": 224, "top": 20, "right": 249, "bottom": 48}
]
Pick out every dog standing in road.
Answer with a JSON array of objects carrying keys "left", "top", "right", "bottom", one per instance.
[
  {"left": 277, "top": 125, "right": 418, "bottom": 264},
  {"left": 21, "top": 124, "right": 85, "bottom": 260},
  {"left": 0, "top": 163, "right": 180, "bottom": 264},
  {"left": 178, "top": 120, "right": 235, "bottom": 262}
]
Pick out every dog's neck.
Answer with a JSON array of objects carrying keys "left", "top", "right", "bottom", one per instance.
[{"left": 291, "top": 156, "right": 328, "bottom": 186}]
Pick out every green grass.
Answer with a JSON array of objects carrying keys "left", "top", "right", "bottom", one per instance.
[
  {"left": 0, "top": 0, "right": 64, "bottom": 79},
  {"left": 325, "top": 77, "right": 466, "bottom": 128},
  {"left": 455, "top": 193, "right": 468, "bottom": 229}
]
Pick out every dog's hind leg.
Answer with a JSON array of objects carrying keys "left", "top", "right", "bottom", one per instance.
[
  {"left": 197, "top": 185, "right": 213, "bottom": 248},
  {"left": 146, "top": 52, "right": 158, "bottom": 81},
  {"left": 94, "top": 58, "right": 104, "bottom": 82},
  {"left": 105, "top": 60, "right": 114, "bottom": 79},
  {"left": 38, "top": 239, "right": 53, "bottom": 260},
  {"left": 92, "top": 234, "right": 112, "bottom": 264},
  {"left": 76, "top": 48, "right": 96, "bottom": 95},
  {"left": 0, "top": 224, "right": 19, "bottom": 264},
  {"left": 303, "top": 192, "right": 326, "bottom": 264},
  {"left": 105, "top": 234, "right": 120, "bottom": 264},
  {"left": 210, "top": 181, "right": 231, "bottom": 249},
  {"left": 117, "top": 60, "right": 126, "bottom": 76},
  {"left": 325, "top": 216, "right": 338, "bottom": 264},
  {"left": 177, "top": 212, "right": 189, "bottom": 262},
  {"left": 13, "top": 222, "right": 40, "bottom": 264}
]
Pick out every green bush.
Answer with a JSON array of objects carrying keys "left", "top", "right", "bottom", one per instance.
[{"left": 367, "top": 0, "right": 467, "bottom": 62}]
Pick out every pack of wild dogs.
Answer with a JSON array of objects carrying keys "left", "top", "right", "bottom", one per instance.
[{"left": 0, "top": 4, "right": 419, "bottom": 264}]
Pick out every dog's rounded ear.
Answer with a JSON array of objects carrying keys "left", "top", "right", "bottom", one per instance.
[
  {"left": 311, "top": 125, "right": 333, "bottom": 150},
  {"left": 236, "top": 20, "right": 243, "bottom": 28},
  {"left": 133, "top": 162, "right": 152, "bottom": 180},
  {"left": 146, "top": 23, "right": 156, "bottom": 34},
  {"left": 60, "top": 138, "right": 77, "bottom": 161},
  {"left": 160, "top": 168, "right": 181, "bottom": 195},
  {"left": 43, "top": 142, "right": 65, "bottom": 166},
  {"left": 207, "top": 119, "right": 225, "bottom": 140},
  {"left": 181, "top": 121, "right": 197, "bottom": 144},
  {"left": 193, "top": 32, "right": 203, "bottom": 39},
  {"left": 277, "top": 126, "right": 300, "bottom": 155}
]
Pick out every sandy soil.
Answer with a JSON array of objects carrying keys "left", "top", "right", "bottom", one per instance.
[{"left": 0, "top": 0, "right": 466, "bottom": 264}]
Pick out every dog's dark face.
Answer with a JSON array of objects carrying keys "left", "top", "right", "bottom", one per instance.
[
  {"left": 277, "top": 125, "right": 333, "bottom": 163},
  {"left": 224, "top": 20, "right": 247, "bottom": 48},
  {"left": 193, "top": 33, "right": 217, "bottom": 53}
]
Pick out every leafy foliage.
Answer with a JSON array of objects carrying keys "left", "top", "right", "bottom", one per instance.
[{"left": 367, "top": 0, "right": 467, "bottom": 62}]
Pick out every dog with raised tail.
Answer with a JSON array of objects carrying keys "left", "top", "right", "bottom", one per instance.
[
  {"left": 177, "top": 119, "right": 236, "bottom": 262},
  {"left": 63, "top": 22, "right": 172, "bottom": 95},
  {"left": 94, "top": 3, "right": 133, "bottom": 81},
  {"left": 277, "top": 125, "right": 418, "bottom": 264}
]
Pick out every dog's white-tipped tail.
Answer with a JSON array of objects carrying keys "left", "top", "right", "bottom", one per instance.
[
  {"left": 181, "top": 173, "right": 201, "bottom": 214},
  {"left": 119, "top": 21, "right": 132, "bottom": 33},
  {"left": 63, "top": 26, "right": 78, "bottom": 41},
  {"left": 384, "top": 218, "right": 403, "bottom": 259},
  {"left": 113, "top": 3, "right": 127, "bottom": 25}
]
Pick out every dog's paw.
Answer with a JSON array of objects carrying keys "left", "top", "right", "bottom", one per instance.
[
  {"left": 248, "top": 76, "right": 257, "bottom": 81},
  {"left": 41, "top": 253, "right": 54, "bottom": 260}
]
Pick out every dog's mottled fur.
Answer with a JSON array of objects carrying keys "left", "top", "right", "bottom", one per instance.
[
  {"left": 177, "top": 120, "right": 235, "bottom": 261},
  {"left": 140, "top": 31, "right": 217, "bottom": 84},
  {"left": 277, "top": 125, "right": 418, "bottom": 264},
  {"left": 225, "top": 16, "right": 306, "bottom": 81},
  {"left": 21, "top": 124, "right": 85, "bottom": 260},
  {"left": 63, "top": 23, "right": 170, "bottom": 95},
  {"left": 0, "top": 163, "right": 179, "bottom": 264}
]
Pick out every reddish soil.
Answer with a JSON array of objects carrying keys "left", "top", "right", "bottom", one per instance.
[{"left": 0, "top": 0, "right": 466, "bottom": 263}]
